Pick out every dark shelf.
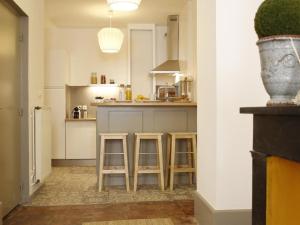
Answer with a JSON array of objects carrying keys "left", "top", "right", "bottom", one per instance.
[{"left": 240, "top": 106, "right": 300, "bottom": 115}]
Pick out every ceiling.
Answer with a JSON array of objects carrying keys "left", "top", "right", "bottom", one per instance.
[{"left": 45, "top": 0, "right": 189, "bottom": 28}]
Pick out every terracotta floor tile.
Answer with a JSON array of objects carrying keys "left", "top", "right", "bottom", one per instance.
[{"left": 4, "top": 201, "right": 197, "bottom": 225}]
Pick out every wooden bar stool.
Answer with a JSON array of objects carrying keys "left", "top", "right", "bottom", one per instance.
[
  {"left": 166, "top": 132, "right": 197, "bottom": 191},
  {"left": 133, "top": 133, "right": 165, "bottom": 192},
  {"left": 98, "top": 133, "right": 130, "bottom": 192}
]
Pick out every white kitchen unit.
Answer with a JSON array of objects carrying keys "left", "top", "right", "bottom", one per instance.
[
  {"left": 66, "top": 121, "right": 96, "bottom": 159},
  {"left": 128, "top": 24, "right": 156, "bottom": 98},
  {"left": 44, "top": 88, "right": 66, "bottom": 159},
  {"left": 45, "top": 50, "right": 70, "bottom": 88}
]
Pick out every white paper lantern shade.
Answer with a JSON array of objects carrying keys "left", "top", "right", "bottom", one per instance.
[
  {"left": 97, "top": 28, "right": 124, "bottom": 53},
  {"left": 107, "top": 0, "right": 142, "bottom": 11}
]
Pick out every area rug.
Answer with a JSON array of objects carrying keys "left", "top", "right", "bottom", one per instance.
[{"left": 83, "top": 218, "right": 174, "bottom": 225}]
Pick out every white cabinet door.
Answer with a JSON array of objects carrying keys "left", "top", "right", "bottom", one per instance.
[
  {"left": 45, "top": 50, "right": 69, "bottom": 87},
  {"left": 129, "top": 25, "right": 156, "bottom": 98},
  {"left": 44, "top": 88, "right": 66, "bottom": 159},
  {"left": 66, "top": 121, "right": 96, "bottom": 159}
]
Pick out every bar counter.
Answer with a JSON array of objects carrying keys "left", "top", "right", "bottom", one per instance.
[{"left": 95, "top": 102, "right": 197, "bottom": 186}]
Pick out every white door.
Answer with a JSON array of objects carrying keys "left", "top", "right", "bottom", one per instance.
[{"left": 0, "top": 0, "right": 21, "bottom": 216}]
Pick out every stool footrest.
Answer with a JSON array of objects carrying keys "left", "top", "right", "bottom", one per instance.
[
  {"left": 176, "top": 152, "right": 195, "bottom": 154},
  {"left": 104, "top": 153, "right": 125, "bottom": 155},
  {"left": 173, "top": 168, "right": 195, "bottom": 173},
  {"left": 102, "top": 166, "right": 127, "bottom": 174},
  {"left": 139, "top": 152, "right": 158, "bottom": 155},
  {"left": 137, "top": 166, "right": 161, "bottom": 174}
]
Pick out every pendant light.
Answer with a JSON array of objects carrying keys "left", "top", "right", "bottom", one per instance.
[
  {"left": 107, "top": 0, "right": 142, "bottom": 11},
  {"left": 97, "top": 13, "right": 124, "bottom": 53}
]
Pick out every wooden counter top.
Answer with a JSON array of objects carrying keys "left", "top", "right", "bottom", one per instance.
[
  {"left": 91, "top": 102, "right": 197, "bottom": 107},
  {"left": 65, "top": 118, "right": 96, "bottom": 122}
]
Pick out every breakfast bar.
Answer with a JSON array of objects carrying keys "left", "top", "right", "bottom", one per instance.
[{"left": 92, "top": 102, "right": 197, "bottom": 186}]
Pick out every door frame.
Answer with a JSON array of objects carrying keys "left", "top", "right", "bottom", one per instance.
[{"left": 2, "top": 0, "right": 30, "bottom": 204}]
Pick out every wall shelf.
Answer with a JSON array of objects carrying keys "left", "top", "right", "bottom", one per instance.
[{"left": 66, "top": 84, "right": 119, "bottom": 88}]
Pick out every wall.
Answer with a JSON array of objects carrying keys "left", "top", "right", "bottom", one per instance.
[
  {"left": 197, "top": 0, "right": 267, "bottom": 210},
  {"left": 12, "top": 0, "right": 45, "bottom": 197},
  {"left": 47, "top": 25, "right": 167, "bottom": 86},
  {"left": 179, "top": 0, "right": 197, "bottom": 100},
  {"left": 197, "top": 0, "right": 218, "bottom": 207}
]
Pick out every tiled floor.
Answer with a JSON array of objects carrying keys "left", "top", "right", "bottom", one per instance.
[
  {"left": 3, "top": 167, "right": 197, "bottom": 225},
  {"left": 4, "top": 201, "right": 197, "bottom": 225},
  {"left": 27, "top": 167, "right": 196, "bottom": 206}
]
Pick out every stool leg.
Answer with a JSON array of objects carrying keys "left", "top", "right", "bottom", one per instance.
[
  {"left": 99, "top": 137, "right": 105, "bottom": 192},
  {"left": 170, "top": 135, "right": 176, "bottom": 191},
  {"left": 123, "top": 137, "right": 130, "bottom": 192},
  {"left": 192, "top": 135, "right": 197, "bottom": 184},
  {"left": 157, "top": 136, "right": 165, "bottom": 191},
  {"left": 165, "top": 134, "right": 171, "bottom": 188},
  {"left": 133, "top": 137, "right": 140, "bottom": 192},
  {"left": 187, "top": 139, "right": 193, "bottom": 185}
]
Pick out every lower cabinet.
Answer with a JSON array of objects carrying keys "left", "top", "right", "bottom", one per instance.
[{"left": 66, "top": 121, "right": 96, "bottom": 159}]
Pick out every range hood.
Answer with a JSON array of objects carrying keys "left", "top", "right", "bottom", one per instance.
[{"left": 151, "top": 15, "right": 180, "bottom": 74}]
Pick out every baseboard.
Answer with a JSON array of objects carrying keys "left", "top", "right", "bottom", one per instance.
[
  {"left": 194, "top": 192, "right": 252, "bottom": 225},
  {"left": 52, "top": 159, "right": 96, "bottom": 167}
]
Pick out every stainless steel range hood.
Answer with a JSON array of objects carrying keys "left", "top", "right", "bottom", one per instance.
[{"left": 151, "top": 15, "right": 180, "bottom": 74}]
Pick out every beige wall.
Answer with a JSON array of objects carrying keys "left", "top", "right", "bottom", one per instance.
[
  {"left": 197, "top": 0, "right": 267, "bottom": 210},
  {"left": 197, "top": 0, "right": 218, "bottom": 207},
  {"left": 13, "top": 0, "right": 45, "bottom": 197},
  {"left": 179, "top": 0, "right": 197, "bottom": 100},
  {"left": 46, "top": 25, "right": 167, "bottom": 86}
]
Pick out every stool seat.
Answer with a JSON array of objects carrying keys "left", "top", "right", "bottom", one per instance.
[
  {"left": 133, "top": 133, "right": 165, "bottom": 191},
  {"left": 168, "top": 132, "right": 197, "bottom": 139},
  {"left": 166, "top": 132, "right": 197, "bottom": 191},
  {"left": 168, "top": 132, "right": 197, "bottom": 135},
  {"left": 98, "top": 133, "right": 130, "bottom": 192},
  {"left": 99, "top": 133, "right": 128, "bottom": 136},
  {"left": 98, "top": 133, "right": 128, "bottom": 140},
  {"left": 134, "top": 133, "right": 163, "bottom": 139}
]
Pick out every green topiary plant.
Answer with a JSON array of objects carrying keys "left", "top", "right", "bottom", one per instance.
[{"left": 255, "top": 0, "right": 300, "bottom": 39}]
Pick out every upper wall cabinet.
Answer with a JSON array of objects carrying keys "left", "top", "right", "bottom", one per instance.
[{"left": 45, "top": 49, "right": 70, "bottom": 87}]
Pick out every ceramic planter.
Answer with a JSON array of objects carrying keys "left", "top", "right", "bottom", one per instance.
[{"left": 257, "top": 36, "right": 300, "bottom": 105}]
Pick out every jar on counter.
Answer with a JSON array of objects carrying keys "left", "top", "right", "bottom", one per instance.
[
  {"left": 100, "top": 75, "right": 106, "bottom": 84},
  {"left": 91, "top": 72, "right": 97, "bottom": 84},
  {"left": 119, "top": 84, "right": 125, "bottom": 101},
  {"left": 125, "top": 85, "right": 132, "bottom": 101}
]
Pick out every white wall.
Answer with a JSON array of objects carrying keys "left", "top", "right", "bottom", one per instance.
[
  {"left": 179, "top": 0, "right": 197, "bottom": 100},
  {"left": 197, "top": 0, "right": 267, "bottom": 210},
  {"left": 47, "top": 25, "right": 167, "bottom": 86},
  {"left": 13, "top": 0, "right": 45, "bottom": 197},
  {"left": 197, "top": 0, "right": 218, "bottom": 207}
]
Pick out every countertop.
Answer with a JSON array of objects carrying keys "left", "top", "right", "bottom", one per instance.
[
  {"left": 91, "top": 102, "right": 197, "bottom": 107},
  {"left": 65, "top": 118, "right": 96, "bottom": 121}
]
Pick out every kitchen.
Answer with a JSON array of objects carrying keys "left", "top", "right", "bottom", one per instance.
[
  {"left": 0, "top": 0, "right": 267, "bottom": 224},
  {"left": 31, "top": 0, "right": 198, "bottom": 206}
]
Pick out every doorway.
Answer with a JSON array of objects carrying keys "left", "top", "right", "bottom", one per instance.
[{"left": 0, "top": 0, "right": 28, "bottom": 217}]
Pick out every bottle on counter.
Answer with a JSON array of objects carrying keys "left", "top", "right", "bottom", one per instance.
[
  {"left": 100, "top": 74, "right": 106, "bottom": 84},
  {"left": 81, "top": 105, "right": 88, "bottom": 119},
  {"left": 91, "top": 72, "right": 97, "bottom": 84},
  {"left": 125, "top": 84, "right": 132, "bottom": 101},
  {"left": 119, "top": 84, "right": 125, "bottom": 101}
]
